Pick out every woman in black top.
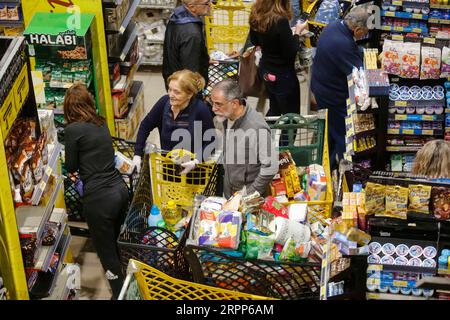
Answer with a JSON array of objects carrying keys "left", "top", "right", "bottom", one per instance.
[
  {"left": 64, "top": 84, "right": 129, "bottom": 299},
  {"left": 249, "top": 0, "right": 306, "bottom": 116}
]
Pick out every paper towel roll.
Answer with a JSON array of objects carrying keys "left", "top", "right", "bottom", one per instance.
[{"left": 273, "top": 217, "right": 311, "bottom": 245}]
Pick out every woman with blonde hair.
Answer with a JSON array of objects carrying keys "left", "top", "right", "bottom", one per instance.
[
  {"left": 64, "top": 84, "right": 129, "bottom": 299},
  {"left": 411, "top": 140, "right": 450, "bottom": 178},
  {"left": 133, "top": 70, "right": 215, "bottom": 173},
  {"left": 249, "top": 0, "right": 307, "bottom": 116}
]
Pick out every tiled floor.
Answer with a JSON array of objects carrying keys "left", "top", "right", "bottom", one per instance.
[{"left": 69, "top": 68, "right": 312, "bottom": 300}]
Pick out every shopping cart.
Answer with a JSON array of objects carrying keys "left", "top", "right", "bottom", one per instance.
[
  {"left": 117, "top": 147, "right": 221, "bottom": 279},
  {"left": 118, "top": 259, "right": 277, "bottom": 300},
  {"left": 204, "top": 59, "right": 239, "bottom": 97}
]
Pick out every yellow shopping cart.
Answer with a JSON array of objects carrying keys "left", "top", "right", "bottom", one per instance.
[{"left": 118, "top": 259, "right": 277, "bottom": 300}]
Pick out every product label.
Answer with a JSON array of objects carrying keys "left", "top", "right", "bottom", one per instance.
[
  {"left": 412, "top": 14, "right": 423, "bottom": 19},
  {"left": 395, "top": 101, "right": 407, "bottom": 107},
  {"left": 385, "top": 11, "right": 395, "bottom": 17},
  {"left": 393, "top": 280, "right": 408, "bottom": 287},
  {"left": 402, "top": 129, "right": 414, "bottom": 135},
  {"left": 422, "top": 129, "right": 433, "bottom": 135}
]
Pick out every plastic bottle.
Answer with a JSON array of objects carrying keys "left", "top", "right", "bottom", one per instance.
[
  {"left": 162, "top": 200, "right": 182, "bottom": 231},
  {"left": 147, "top": 205, "right": 166, "bottom": 228}
]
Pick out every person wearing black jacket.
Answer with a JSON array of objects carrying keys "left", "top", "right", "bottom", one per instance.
[
  {"left": 162, "top": 0, "right": 211, "bottom": 89},
  {"left": 249, "top": 0, "right": 306, "bottom": 116},
  {"left": 64, "top": 84, "right": 129, "bottom": 300}
]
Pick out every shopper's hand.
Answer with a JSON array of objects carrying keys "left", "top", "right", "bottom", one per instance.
[
  {"left": 180, "top": 159, "right": 199, "bottom": 175},
  {"left": 237, "top": 185, "right": 247, "bottom": 196},
  {"left": 132, "top": 155, "right": 142, "bottom": 173},
  {"left": 294, "top": 21, "right": 308, "bottom": 36}
]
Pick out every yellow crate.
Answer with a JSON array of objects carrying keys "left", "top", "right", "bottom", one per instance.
[
  {"left": 149, "top": 147, "right": 217, "bottom": 209},
  {"left": 205, "top": 0, "right": 252, "bottom": 55},
  {"left": 281, "top": 110, "right": 333, "bottom": 225},
  {"left": 305, "top": 0, "right": 327, "bottom": 48},
  {"left": 122, "top": 259, "right": 276, "bottom": 300}
]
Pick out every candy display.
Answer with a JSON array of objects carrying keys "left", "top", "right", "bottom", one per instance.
[
  {"left": 420, "top": 46, "right": 441, "bottom": 79},
  {"left": 431, "top": 186, "right": 450, "bottom": 220}
]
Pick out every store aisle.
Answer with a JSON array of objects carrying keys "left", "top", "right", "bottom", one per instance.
[{"left": 69, "top": 69, "right": 311, "bottom": 300}]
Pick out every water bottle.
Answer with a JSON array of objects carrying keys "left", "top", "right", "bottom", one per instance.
[
  {"left": 162, "top": 200, "right": 182, "bottom": 232},
  {"left": 147, "top": 205, "right": 166, "bottom": 228}
]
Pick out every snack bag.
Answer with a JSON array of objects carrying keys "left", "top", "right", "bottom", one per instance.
[
  {"left": 217, "top": 211, "right": 242, "bottom": 249},
  {"left": 197, "top": 209, "right": 219, "bottom": 246},
  {"left": 431, "top": 186, "right": 450, "bottom": 220},
  {"left": 383, "top": 185, "right": 409, "bottom": 220},
  {"left": 408, "top": 184, "right": 432, "bottom": 214},
  {"left": 279, "top": 237, "right": 311, "bottom": 262},
  {"left": 115, "top": 151, "right": 134, "bottom": 175},
  {"left": 245, "top": 232, "right": 274, "bottom": 261},
  {"left": 382, "top": 40, "right": 401, "bottom": 75},
  {"left": 400, "top": 42, "right": 420, "bottom": 78},
  {"left": 261, "top": 196, "right": 289, "bottom": 218},
  {"left": 441, "top": 46, "right": 450, "bottom": 78},
  {"left": 306, "top": 164, "right": 327, "bottom": 201},
  {"left": 420, "top": 46, "right": 441, "bottom": 79},
  {"left": 364, "top": 182, "right": 386, "bottom": 215},
  {"left": 270, "top": 178, "right": 287, "bottom": 197}
]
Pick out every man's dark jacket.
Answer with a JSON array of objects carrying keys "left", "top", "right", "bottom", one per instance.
[{"left": 162, "top": 5, "right": 209, "bottom": 84}]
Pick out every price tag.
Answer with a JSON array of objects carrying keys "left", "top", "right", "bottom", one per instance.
[
  {"left": 393, "top": 280, "right": 408, "bottom": 287},
  {"left": 394, "top": 26, "right": 403, "bottom": 32},
  {"left": 348, "top": 79, "right": 354, "bottom": 87},
  {"left": 392, "top": 35, "right": 404, "bottom": 41},
  {"left": 367, "top": 278, "right": 381, "bottom": 286},
  {"left": 423, "top": 37, "right": 436, "bottom": 45},
  {"left": 403, "top": 129, "right": 414, "bottom": 135},
  {"left": 412, "top": 14, "right": 423, "bottom": 19},
  {"left": 395, "top": 101, "right": 407, "bottom": 107},
  {"left": 429, "top": 19, "right": 438, "bottom": 24},
  {"left": 396, "top": 115, "right": 407, "bottom": 120},
  {"left": 385, "top": 11, "right": 395, "bottom": 17},
  {"left": 367, "top": 264, "right": 383, "bottom": 271},
  {"left": 423, "top": 115, "right": 433, "bottom": 121},
  {"left": 422, "top": 129, "right": 433, "bottom": 135},
  {"left": 392, "top": 0, "right": 402, "bottom": 5},
  {"left": 382, "top": 26, "right": 391, "bottom": 31},
  {"left": 388, "top": 129, "right": 399, "bottom": 134},
  {"left": 412, "top": 28, "right": 422, "bottom": 33},
  {"left": 367, "top": 293, "right": 380, "bottom": 300}
]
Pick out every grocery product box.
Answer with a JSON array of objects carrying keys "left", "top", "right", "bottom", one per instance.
[
  {"left": 114, "top": 81, "right": 145, "bottom": 140},
  {"left": 24, "top": 12, "right": 94, "bottom": 60}
]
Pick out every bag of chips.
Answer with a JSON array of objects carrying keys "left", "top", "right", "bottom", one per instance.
[{"left": 408, "top": 184, "right": 432, "bottom": 214}]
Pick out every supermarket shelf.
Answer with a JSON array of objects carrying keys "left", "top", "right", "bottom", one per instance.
[
  {"left": 430, "top": 3, "right": 450, "bottom": 9},
  {"left": 353, "top": 147, "right": 377, "bottom": 158},
  {"left": 139, "top": 3, "right": 176, "bottom": 9},
  {"left": 416, "top": 276, "right": 450, "bottom": 290},
  {"left": 354, "top": 129, "right": 377, "bottom": 138},
  {"left": 389, "top": 114, "right": 444, "bottom": 121},
  {"left": 428, "top": 18, "right": 450, "bottom": 24},
  {"left": 105, "top": 0, "right": 140, "bottom": 34},
  {"left": 16, "top": 178, "right": 63, "bottom": 240},
  {"left": 438, "top": 269, "right": 450, "bottom": 276},
  {"left": 366, "top": 292, "right": 436, "bottom": 300},
  {"left": 381, "top": 10, "right": 428, "bottom": 20},
  {"left": 387, "top": 128, "right": 442, "bottom": 135},
  {"left": 29, "top": 214, "right": 67, "bottom": 272},
  {"left": 0, "top": 20, "right": 23, "bottom": 28},
  {"left": 381, "top": 25, "right": 428, "bottom": 33},
  {"left": 326, "top": 293, "right": 353, "bottom": 300},
  {"left": 389, "top": 99, "right": 445, "bottom": 107},
  {"left": 367, "top": 264, "right": 437, "bottom": 275},
  {"left": 329, "top": 267, "right": 351, "bottom": 283},
  {"left": 108, "top": 22, "right": 138, "bottom": 62},
  {"left": 42, "top": 264, "right": 80, "bottom": 300},
  {"left": 386, "top": 146, "right": 422, "bottom": 152},
  {"left": 31, "top": 142, "right": 62, "bottom": 205},
  {"left": 389, "top": 0, "right": 429, "bottom": 7}
]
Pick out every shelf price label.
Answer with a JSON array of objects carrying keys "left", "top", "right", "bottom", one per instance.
[
  {"left": 392, "top": 0, "right": 402, "bottom": 5},
  {"left": 388, "top": 129, "right": 399, "bottom": 134},
  {"left": 385, "top": 11, "right": 395, "bottom": 17},
  {"left": 393, "top": 280, "right": 408, "bottom": 287},
  {"left": 392, "top": 35, "right": 404, "bottom": 41},
  {"left": 402, "top": 129, "right": 414, "bottom": 135},
  {"left": 412, "top": 14, "right": 423, "bottom": 19},
  {"left": 394, "top": 26, "right": 403, "bottom": 31},
  {"left": 424, "top": 37, "right": 436, "bottom": 44},
  {"left": 422, "top": 129, "right": 433, "bottom": 135},
  {"left": 366, "top": 293, "right": 380, "bottom": 300},
  {"left": 412, "top": 28, "right": 422, "bottom": 33},
  {"left": 367, "top": 278, "right": 381, "bottom": 286},
  {"left": 423, "top": 115, "right": 433, "bottom": 121},
  {"left": 395, "top": 101, "right": 407, "bottom": 107},
  {"left": 395, "top": 115, "right": 407, "bottom": 120}
]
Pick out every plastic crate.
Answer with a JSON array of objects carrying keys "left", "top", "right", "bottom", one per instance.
[
  {"left": 184, "top": 246, "right": 321, "bottom": 300},
  {"left": 204, "top": 60, "right": 239, "bottom": 96},
  {"left": 205, "top": 0, "right": 252, "bottom": 55},
  {"left": 305, "top": 0, "right": 326, "bottom": 48},
  {"left": 119, "top": 259, "right": 276, "bottom": 300},
  {"left": 117, "top": 153, "right": 221, "bottom": 278}
]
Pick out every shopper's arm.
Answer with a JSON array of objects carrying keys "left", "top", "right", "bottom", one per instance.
[
  {"left": 247, "top": 127, "right": 278, "bottom": 195},
  {"left": 278, "top": 18, "right": 300, "bottom": 64},
  {"left": 134, "top": 95, "right": 168, "bottom": 157},
  {"left": 64, "top": 125, "right": 80, "bottom": 174},
  {"left": 336, "top": 45, "right": 364, "bottom": 77}
]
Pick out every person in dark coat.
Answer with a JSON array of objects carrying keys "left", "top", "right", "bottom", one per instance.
[
  {"left": 311, "top": 6, "right": 370, "bottom": 170},
  {"left": 162, "top": 0, "right": 211, "bottom": 89}
]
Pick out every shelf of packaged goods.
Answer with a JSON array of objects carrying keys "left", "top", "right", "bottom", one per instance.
[
  {"left": 428, "top": 18, "right": 450, "bottom": 24},
  {"left": 16, "top": 177, "right": 63, "bottom": 240},
  {"left": 29, "top": 210, "right": 67, "bottom": 272},
  {"left": 0, "top": 20, "right": 23, "bottom": 28},
  {"left": 42, "top": 264, "right": 80, "bottom": 301},
  {"left": 139, "top": 3, "right": 177, "bottom": 9},
  {"left": 381, "top": 25, "right": 428, "bottom": 33},
  {"left": 381, "top": 11, "right": 428, "bottom": 20},
  {"left": 1, "top": 63, "right": 30, "bottom": 142},
  {"left": 386, "top": 146, "right": 423, "bottom": 152},
  {"left": 105, "top": 0, "right": 140, "bottom": 35},
  {"left": 29, "top": 230, "right": 71, "bottom": 300},
  {"left": 354, "top": 129, "right": 377, "bottom": 138},
  {"left": 366, "top": 277, "right": 417, "bottom": 288},
  {"left": 108, "top": 22, "right": 138, "bottom": 63},
  {"left": 30, "top": 142, "right": 62, "bottom": 206},
  {"left": 416, "top": 275, "right": 450, "bottom": 290},
  {"left": 389, "top": 114, "right": 444, "bottom": 121},
  {"left": 366, "top": 292, "right": 436, "bottom": 300},
  {"left": 367, "top": 264, "right": 437, "bottom": 275},
  {"left": 48, "top": 75, "right": 93, "bottom": 90},
  {"left": 387, "top": 128, "right": 442, "bottom": 135},
  {"left": 328, "top": 267, "right": 351, "bottom": 283},
  {"left": 389, "top": 99, "right": 445, "bottom": 107},
  {"left": 389, "top": 0, "right": 428, "bottom": 6},
  {"left": 430, "top": 3, "right": 450, "bottom": 9}
]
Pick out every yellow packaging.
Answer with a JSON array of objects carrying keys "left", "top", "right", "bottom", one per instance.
[
  {"left": 346, "top": 227, "right": 371, "bottom": 246},
  {"left": 382, "top": 185, "right": 409, "bottom": 220},
  {"left": 290, "top": 168, "right": 301, "bottom": 194},
  {"left": 284, "top": 174, "right": 295, "bottom": 199},
  {"left": 365, "top": 182, "right": 386, "bottom": 215},
  {"left": 408, "top": 184, "right": 432, "bottom": 214}
]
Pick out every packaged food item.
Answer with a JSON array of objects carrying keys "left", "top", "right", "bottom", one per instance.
[
  {"left": 260, "top": 196, "right": 288, "bottom": 219},
  {"left": 400, "top": 42, "right": 421, "bottom": 78},
  {"left": 383, "top": 185, "right": 409, "bottom": 220},
  {"left": 245, "top": 232, "right": 274, "bottom": 260},
  {"left": 279, "top": 237, "right": 311, "bottom": 262},
  {"left": 382, "top": 39, "right": 401, "bottom": 75},
  {"left": 114, "top": 151, "right": 134, "bottom": 175},
  {"left": 395, "top": 256, "right": 408, "bottom": 266},
  {"left": 408, "top": 184, "right": 432, "bottom": 214},
  {"left": 217, "top": 211, "right": 242, "bottom": 249},
  {"left": 409, "top": 245, "right": 423, "bottom": 258},
  {"left": 246, "top": 211, "right": 274, "bottom": 236},
  {"left": 0, "top": 6, "right": 7, "bottom": 20},
  {"left": 288, "top": 203, "right": 307, "bottom": 224},
  {"left": 396, "top": 244, "right": 409, "bottom": 257},
  {"left": 381, "top": 255, "right": 395, "bottom": 265},
  {"left": 201, "top": 197, "right": 227, "bottom": 212},
  {"left": 441, "top": 46, "right": 450, "bottom": 78},
  {"left": 270, "top": 177, "right": 287, "bottom": 197},
  {"left": 306, "top": 164, "right": 327, "bottom": 201},
  {"left": 423, "top": 246, "right": 437, "bottom": 259},
  {"left": 431, "top": 186, "right": 450, "bottom": 220},
  {"left": 422, "top": 258, "right": 437, "bottom": 268},
  {"left": 197, "top": 209, "right": 219, "bottom": 247},
  {"left": 346, "top": 227, "right": 371, "bottom": 246},
  {"left": 382, "top": 243, "right": 396, "bottom": 256},
  {"left": 365, "top": 182, "right": 386, "bottom": 215},
  {"left": 30, "top": 148, "right": 43, "bottom": 184},
  {"left": 369, "top": 242, "right": 382, "bottom": 255},
  {"left": 420, "top": 46, "right": 441, "bottom": 79}
]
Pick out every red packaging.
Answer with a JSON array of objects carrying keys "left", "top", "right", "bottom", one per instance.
[{"left": 261, "top": 196, "right": 288, "bottom": 218}]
